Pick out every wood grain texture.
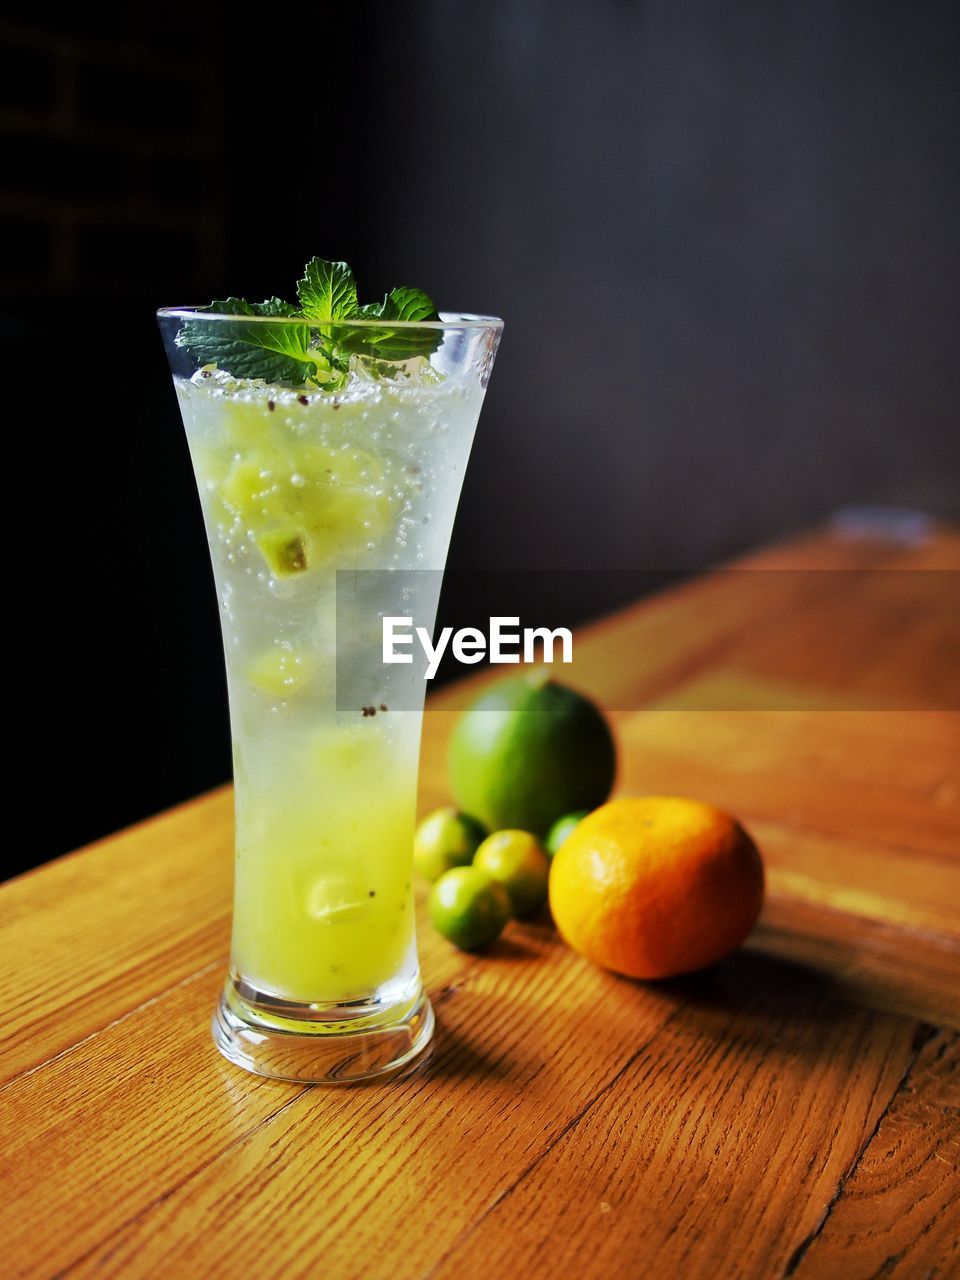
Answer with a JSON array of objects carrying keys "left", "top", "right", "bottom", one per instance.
[
  {"left": 0, "top": 787, "right": 233, "bottom": 1085},
  {"left": 428, "top": 959, "right": 918, "bottom": 1280},
  {"left": 63, "top": 926, "right": 682, "bottom": 1278},
  {"left": 0, "top": 924, "right": 486, "bottom": 1277},
  {"left": 615, "top": 706, "right": 959, "bottom": 860},
  {"left": 1, "top": 523, "right": 958, "bottom": 1279},
  {"left": 789, "top": 1028, "right": 960, "bottom": 1280}
]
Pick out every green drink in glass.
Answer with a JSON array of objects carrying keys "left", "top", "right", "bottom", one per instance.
[{"left": 158, "top": 260, "right": 502, "bottom": 1082}]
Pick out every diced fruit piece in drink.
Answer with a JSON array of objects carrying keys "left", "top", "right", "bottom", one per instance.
[
  {"left": 255, "top": 528, "right": 308, "bottom": 575},
  {"left": 297, "top": 441, "right": 372, "bottom": 485},
  {"left": 429, "top": 866, "right": 510, "bottom": 950},
  {"left": 201, "top": 400, "right": 409, "bottom": 572},
  {"left": 413, "top": 808, "right": 487, "bottom": 882},
  {"left": 306, "top": 871, "right": 377, "bottom": 925},
  {"left": 301, "top": 446, "right": 398, "bottom": 549},
  {"left": 222, "top": 456, "right": 280, "bottom": 521},
  {"left": 474, "top": 829, "right": 550, "bottom": 917},
  {"left": 303, "top": 485, "right": 393, "bottom": 549},
  {"left": 247, "top": 646, "right": 311, "bottom": 697}
]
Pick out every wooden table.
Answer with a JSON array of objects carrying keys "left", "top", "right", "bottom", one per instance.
[{"left": 3, "top": 524, "right": 958, "bottom": 1279}]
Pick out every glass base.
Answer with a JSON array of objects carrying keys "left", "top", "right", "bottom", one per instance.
[{"left": 212, "top": 970, "right": 435, "bottom": 1084}]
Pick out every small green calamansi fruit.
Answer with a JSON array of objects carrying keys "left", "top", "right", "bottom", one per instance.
[
  {"left": 545, "top": 810, "right": 591, "bottom": 856},
  {"left": 473, "top": 830, "right": 550, "bottom": 917},
  {"left": 413, "top": 808, "right": 487, "bottom": 882},
  {"left": 428, "top": 867, "right": 510, "bottom": 950}
]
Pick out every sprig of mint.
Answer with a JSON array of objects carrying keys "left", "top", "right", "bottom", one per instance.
[
  {"left": 177, "top": 258, "right": 442, "bottom": 387},
  {"left": 297, "top": 258, "right": 359, "bottom": 323},
  {"left": 175, "top": 297, "right": 323, "bottom": 384}
]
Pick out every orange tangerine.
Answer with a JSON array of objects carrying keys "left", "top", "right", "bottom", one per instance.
[{"left": 549, "top": 796, "right": 764, "bottom": 979}]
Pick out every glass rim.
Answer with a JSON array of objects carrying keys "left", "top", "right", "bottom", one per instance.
[{"left": 156, "top": 307, "right": 503, "bottom": 331}]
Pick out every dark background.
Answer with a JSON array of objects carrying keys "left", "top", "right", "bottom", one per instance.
[{"left": 3, "top": 3, "right": 958, "bottom": 875}]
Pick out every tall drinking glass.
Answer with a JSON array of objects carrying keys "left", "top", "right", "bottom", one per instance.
[{"left": 157, "top": 309, "right": 502, "bottom": 1082}]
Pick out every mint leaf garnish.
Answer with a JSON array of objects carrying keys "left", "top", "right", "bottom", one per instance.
[
  {"left": 178, "top": 297, "right": 331, "bottom": 384},
  {"left": 176, "top": 260, "right": 443, "bottom": 385},
  {"left": 340, "top": 287, "right": 442, "bottom": 361},
  {"left": 380, "top": 286, "right": 441, "bottom": 323},
  {"left": 296, "top": 259, "right": 358, "bottom": 322}
]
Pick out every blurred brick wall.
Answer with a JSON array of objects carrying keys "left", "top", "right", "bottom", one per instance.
[{"left": 0, "top": 15, "right": 225, "bottom": 299}]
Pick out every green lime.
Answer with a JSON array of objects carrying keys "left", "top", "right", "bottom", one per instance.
[
  {"left": 474, "top": 830, "right": 550, "bottom": 917},
  {"left": 428, "top": 866, "right": 511, "bottom": 950},
  {"left": 448, "top": 674, "right": 616, "bottom": 835},
  {"left": 413, "top": 807, "right": 487, "bottom": 882},
  {"left": 545, "top": 809, "right": 590, "bottom": 856}
]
